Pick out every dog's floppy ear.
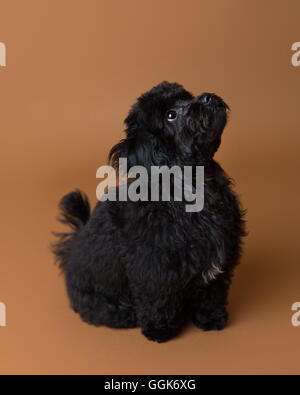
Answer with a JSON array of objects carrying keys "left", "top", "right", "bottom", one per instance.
[
  {"left": 108, "top": 108, "right": 140, "bottom": 169},
  {"left": 108, "top": 135, "right": 157, "bottom": 171},
  {"left": 108, "top": 106, "right": 158, "bottom": 170},
  {"left": 108, "top": 137, "right": 131, "bottom": 169}
]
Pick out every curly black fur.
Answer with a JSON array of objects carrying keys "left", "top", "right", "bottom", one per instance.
[{"left": 53, "top": 82, "right": 246, "bottom": 343}]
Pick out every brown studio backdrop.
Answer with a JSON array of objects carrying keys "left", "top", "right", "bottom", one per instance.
[{"left": 0, "top": 0, "right": 299, "bottom": 374}]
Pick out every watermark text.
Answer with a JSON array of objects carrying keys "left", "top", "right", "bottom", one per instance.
[
  {"left": 96, "top": 159, "right": 204, "bottom": 213},
  {"left": 0, "top": 302, "right": 6, "bottom": 327},
  {"left": 291, "top": 42, "right": 300, "bottom": 67},
  {"left": 291, "top": 302, "right": 300, "bottom": 327},
  {"left": 0, "top": 42, "right": 6, "bottom": 67}
]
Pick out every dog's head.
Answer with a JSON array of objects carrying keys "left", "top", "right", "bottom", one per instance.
[{"left": 109, "top": 81, "right": 229, "bottom": 169}]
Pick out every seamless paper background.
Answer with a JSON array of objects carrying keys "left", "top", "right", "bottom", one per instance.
[{"left": 0, "top": 0, "right": 300, "bottom": 374}]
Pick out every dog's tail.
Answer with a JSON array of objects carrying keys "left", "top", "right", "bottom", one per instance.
[{"left": 52, "top": 190, "right": 90, "bottom": 271}]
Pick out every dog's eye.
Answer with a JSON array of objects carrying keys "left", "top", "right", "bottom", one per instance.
[{"left": 166, "top": 110, "right": 177, "bottom": 122}]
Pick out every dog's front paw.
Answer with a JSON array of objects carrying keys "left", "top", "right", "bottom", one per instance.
[
  {"left": 192, "top": 309, "right": 228, "bottom": 331},
  {"left": 142, "top": 325, "right": 175, "bottom": 343}
]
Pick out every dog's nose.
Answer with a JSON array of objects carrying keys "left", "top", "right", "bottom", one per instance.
[{"left": 199, "top": 93, "right": 212, "bottom": 105}]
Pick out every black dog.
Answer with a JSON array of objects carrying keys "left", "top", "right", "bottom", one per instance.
[{"left": 54, "top": 82, "right": 246, "bottom": 343}]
